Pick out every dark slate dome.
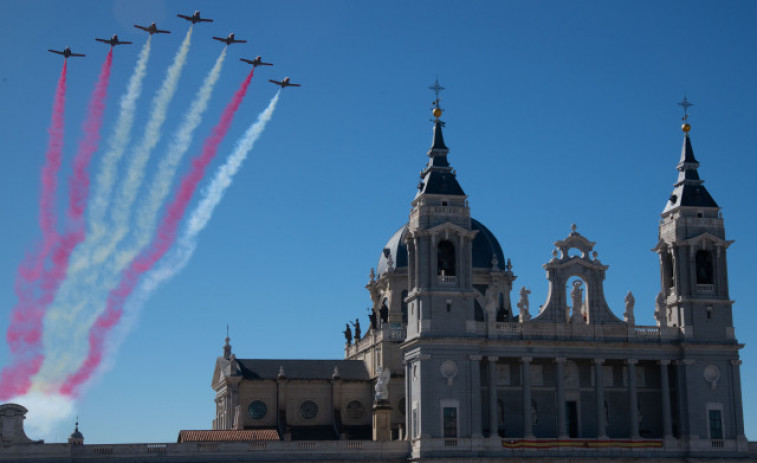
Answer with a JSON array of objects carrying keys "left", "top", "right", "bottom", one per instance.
[{"left": 376, "top": 219, "right": 505, "bottom": 277}]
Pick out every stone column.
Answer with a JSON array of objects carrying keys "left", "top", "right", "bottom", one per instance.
[
  {"left": 555, "top": 358, "right": 567, "bottom": 438},
  {"left": 627, "top": 359, "right": 639, "bottom": 438},
  {"left": 522, "top": 357, "right": 534, "bottom": 438},
  {"left": 659, "top": 360, "right": 673, "bottom": 438},
  {"left": 487, "top": 356, "right": 499, "bottom": 438},
  {"left": 594, "top": 359, "right": 607, "bottom": 438},
  {"left": 404, "top": 360, "right": 410, "bottom": 440},
  {"left": 470, "top": 355, "right": 483, "bottom": 438}
]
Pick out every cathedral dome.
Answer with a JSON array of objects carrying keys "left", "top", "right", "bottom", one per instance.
[{"left": 376, "top": 219, "right": 505, "bottom": 277}]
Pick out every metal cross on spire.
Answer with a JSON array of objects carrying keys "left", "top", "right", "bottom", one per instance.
[
  {"left": 429, "top": 77, "right": 444, "bottom": 109},
  {"left": 678, "top": 96, "right": 693, "bottom": 122}
]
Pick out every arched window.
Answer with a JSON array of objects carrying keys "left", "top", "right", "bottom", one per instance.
[
  {"left": 696, "top": 250, "right": 714, "bottom": 284},
  {"left": 496, "top": 293, "right": 507, "bottom": 322},
  {"left": 437, "top": 240, "right": 456, "bottom": 276},
  {"left": 401, "top": 290, "right": 408, "bottom": 325},
  {"left": 664, "top": 253, "right": 674, "bottom": 289}
]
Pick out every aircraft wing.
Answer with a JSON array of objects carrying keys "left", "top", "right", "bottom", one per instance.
[
  {"left": 259, "top": 62, "right": 273, "bottom": 66},
  {"left": 212, "top": 36, "right": 225, "bottom": 42},
  {"left": 70, "top": 53, "right": 86, "bottom": 57},
  {"left": 269, "top": 79, "right": 283, "bottom": 85},
  {"left": 287, "top": 83, "right": 301, "bottom": 87},
  {"left": 95, "top": 38, "right": 109, "bottom": 43},
  {"left": 177, "top": 14, "right": 191, "bottom": 20},
  {"left": 134, "top": 25, "right": 149, "bottom": 31},
  {"left": 200, "top": 18, "right": 213, "bottom": 22},
  {"left": 48, "top": 49, "right": 64, "bottom": 55},
  {"left": 121, "top": 41, "right": 133, "bottom": 44},
  {"left": 233, "top": 39, "right": 248, "bottom": 43},
  {"left": 156, "top": 29, "right": 171, "bottom": 34}
]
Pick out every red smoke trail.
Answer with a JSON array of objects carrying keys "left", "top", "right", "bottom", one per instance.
[
  {"left": 0, "top": 61, "right": 68, "bottom": 400},
  {"left": 60, "top": 69, "right": 255, "bottom": 397},
  {"left": 70, "top": 48, "right": 113, "bottom": 222}
]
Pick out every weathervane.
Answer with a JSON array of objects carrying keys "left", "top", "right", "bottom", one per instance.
[
  {"left": 678, "top": 96, "right": 693, "bottom": 133},
  {"left": 429, "top": 77, "right": 445, "bottom": 124}
]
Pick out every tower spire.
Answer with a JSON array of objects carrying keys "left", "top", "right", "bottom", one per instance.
[
  {"left": 663, "top": 97, "right": 718, "bottom": 214},
  {"left": 415, "top": 78, "right": 463, "bottom": 197}
]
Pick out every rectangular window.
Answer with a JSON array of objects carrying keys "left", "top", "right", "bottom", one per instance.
[
  {"left": 443, "top": 407, "right": 457, "bottom": 438},
  {"left": 709, "top": 410, "right": 723, "bottom": 439},
  {"left": 412, "top": 407, "right": 418, "bottom": 438}
]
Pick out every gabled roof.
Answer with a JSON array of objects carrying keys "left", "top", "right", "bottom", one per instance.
[{"left": 235, "top": 359, "right": 370, "bottom": 381}]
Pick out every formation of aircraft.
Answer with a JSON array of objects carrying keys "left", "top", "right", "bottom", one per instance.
[
  {"left": 177, "top": 10, "right": 213, "bottom": 24},
  {"left": 134, "top": 22, "right": 171, "bottom": 35},
  {"left": 95, "top": 34, "right": 132, "bottom": 47},
  {"left": 48, "top": 11, "right": 300, "bottom": 88},
  {"left": 240, "top": 56, "right": 273, "bottom": 68},
  {"left": 48, "top": 46, "right": 85, "bottom": 58},
  {"left": 212, "top": 33, "right": 247, "bottom": 45},
  {"left": 269, "top": 77, "right": 300, "bottom": 88}
]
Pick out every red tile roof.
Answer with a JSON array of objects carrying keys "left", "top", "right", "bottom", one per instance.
[{"left": 177, "top": 429, "right": 279, "bottom": 443}]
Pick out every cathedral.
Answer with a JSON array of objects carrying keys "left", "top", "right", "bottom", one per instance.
[
  {"left": 205, "top": 96, "right": 751, "bottom": 460},
  {"left": 2, "top": 96, "right": 753, "bottom": 462}
]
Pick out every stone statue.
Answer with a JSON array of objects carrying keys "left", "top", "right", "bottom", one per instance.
[
  {"left": 368, "top": 310, "right": 378, "bottom": 330},
  {"left": 624, "top": 291, "right": 636, "bottom": 325},
  {"left": 352, "top": 318, "right": 361, "bottom": 341},
  {"left": 654, "top": 291, "right": 666, "bottom": 326},
  {"left": 517, "top": 286, "right": 531, "bottom": 322},
  {"left": 375, "top": 368, "right": 391, "bottom": 402},
  {"left": 491, "top": 254, "right": 499, "bottom": 271},
  {"left": 570, "top": 280, "right": 585, "bottom": 323},
  {"left": 343, "top": 323, "right": 352, "bottom": 345}
]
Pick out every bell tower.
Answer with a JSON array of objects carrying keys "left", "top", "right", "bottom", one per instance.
[
  {"left": 652, "top": 98, "right": 734, "bottom": 341},
  {"left": 404, "top": 80, "right": 477, "bottom": 340}
]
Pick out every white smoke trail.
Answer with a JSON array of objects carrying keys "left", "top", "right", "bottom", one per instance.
[
  {"left": 70, "top": 37, "right": 152, "bottom": 274},
  {"left": 102, "top": 26, "right": 193, "bottom": 265},
  {"left": 128, "top": 47, "right": 227, "bottom": 272},
  {"left": 101, "top": 93, "right": 281, "bottom": 378},
  {"left": 33, "top": 30, "right": 193, "bottom": 389}
]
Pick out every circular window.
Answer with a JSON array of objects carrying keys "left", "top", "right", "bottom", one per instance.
[
  {"left": 248, "top": 400, "right": 267, "bottom": 420},
  {"left": 299, "top": 400, "right": 318, "bottom": 420},
  {"left": 398, "top": 398, "right": 406, "bottom": 416},
  {"left": 346, "top": 400, "right": 365, "bottom": 420}
]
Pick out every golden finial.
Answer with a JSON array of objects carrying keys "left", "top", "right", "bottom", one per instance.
[{"left": 433, "top": 107, "right": 442, "bottom": 118}]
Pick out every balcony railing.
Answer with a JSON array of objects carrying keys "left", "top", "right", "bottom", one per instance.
[
  {"left": 697, "top": 284, "right": 714, "bottom": 294},
  {"left": 437, "top": 275, "right": 457, "bottom": 285}
]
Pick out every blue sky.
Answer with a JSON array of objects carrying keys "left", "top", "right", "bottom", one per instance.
[{"left": 0, "top": 0, "right": 755, "bottom": 444}]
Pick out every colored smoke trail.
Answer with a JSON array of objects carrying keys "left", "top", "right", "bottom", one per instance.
[
  {"left": 60, "top": 70, "right": 256, "bottom": 397},
  {"left": 34, "top": 44, "right": 223, "bottom": 390},
  {"left": 104, "top": 27, "right": 192, "bottom": 263},
  {"left": 106, "top": 92, "right": 280, "bottom": 371},
  {"left": 0, "top": 61, "right": 67, "bottom": 400},
  {"left": 85, "top": 38, "right": 152, "bottom": 247},
  {"left": 69, "top": 48, "right": 113, "bottom": 222},
  {"left": 34, "top": 32, "right": 188, "bottom": 388},
  {"left": 129, "top": 47, "right": 227, "bottom": 271},
  {"left": 33, "top": 43, "right": 150, "bottom": 390}
]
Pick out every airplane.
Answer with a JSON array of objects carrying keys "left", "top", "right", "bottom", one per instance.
[
  {"left": 48, "top": 46, "right": 85, "bottom": 58},
  {"left": 177, "top": 10, "right": 213, "bottom": 24},
  {"left": 212, "top": 33, "right": 247, "bottom": 45},
  {"left": 95, "top": 34, "right": 132, "bottom": 46},
  {"left": 134, "top": 22, "right": 171, "bottom": 35},
  {"left": 268, "top": 77, "right": 300, "bottom": 88},
  {"left": 240, "top": 56, "right": 273, "bottom": 68}
]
